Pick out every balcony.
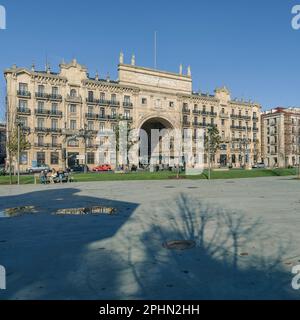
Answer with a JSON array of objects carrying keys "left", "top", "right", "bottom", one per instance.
[
  {"left": 219, "top": 112, "right": 229, "bottom": 118},
  {"left": 66, "top": 95, "right": 82, "bottom": 103},
  {"left": 62, "top": 129, "right": 79, "bottom": 136},
  {"left": 108, "top": 100, "right": 120, "bottom": 107},
  {"left": 49, "top": 128, "right": 62, "bottom": 134},
  {"left": 35, "top": 127, "right": 49, "bottom": 133},
  {"left": 253, "top": 116, "right": 259, "bottom": 122},
  {"left": 107, "top": 115, "right": 118, "bottom": 121},
  {"left": 99, "top": 99, "right": 109, "bottom": 106},
  {"left": 183, "top": 121, "right": 191, "bottom": 127},
  {"left": 17, "top": 90, "right": 31, "bottom": 98},
  {"left": 86, "top": 113, "right": 99, "bottom": 120},
  {"left": 123, "top": 102, "right": 133, "bottom": 108},
  {"left": 86, "top": 98, "right": 100, "bottom": 105},
  {"left": 35, "top": 109, "right": 50, "bottom": 116},
  {"left": 193, "top": 122, "right": 199, "bottom": 126},
  {"left": 182, "top": 108, "right": 190, "bottom": 114},
  {"left": 120, "top": 116, "right": 133, "bottom": 122},
  {"left": 49, "top": 110, "right": 63, "bottom": 117},
  {"left": 21, "top": 126, "right": 31, "bottom": 134},
  {"left": 253, "top": 127, "right": 259, "bottom": 132},
  {"left": 51, "top": 144, "right": 62, "bottom": 149},
  {"left": 35, "top": 92, "right": 48, "bottom": 100},
  {"left": 17, "top": 108, "right": 31, "bottom": 115},
  {"left": 231, "top": 125, "right": 246, "bottom": 131},
  {"left": 200, "top": 110, "right": 210, "bottom": 116},
  {"left": 98, "top": 115, "right": 107, "bottom": 121},
  {"left": 49, "top": 94, "right": 62, "bottom": 101}
]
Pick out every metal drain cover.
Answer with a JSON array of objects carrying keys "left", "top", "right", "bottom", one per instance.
[{"left": 163, "top": 240, "right": 196, "bottom": 250}]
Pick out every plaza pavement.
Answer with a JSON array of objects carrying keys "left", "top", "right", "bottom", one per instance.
[{"left": 0, "top": 176, "right": 300, "bottom": 299}]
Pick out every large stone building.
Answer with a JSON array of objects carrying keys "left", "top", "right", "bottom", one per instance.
[
  {"left": 4, "top": 54, "right": 261, "bottom": 171},
  {"left": 262, "top": 107, "right": 300, "bottom": 167}
]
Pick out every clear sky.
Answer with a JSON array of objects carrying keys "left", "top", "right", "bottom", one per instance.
[{"left": 0, "top": 0, "right": 299, "bottom": 120}]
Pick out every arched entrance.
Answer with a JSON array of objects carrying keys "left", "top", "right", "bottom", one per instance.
[{"left": 139, "top": 117, "right": 175, "bottom": 166}]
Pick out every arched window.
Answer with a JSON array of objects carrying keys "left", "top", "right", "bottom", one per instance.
[{"left": 70, "top": 89, "right": 77, "bottom": 97}]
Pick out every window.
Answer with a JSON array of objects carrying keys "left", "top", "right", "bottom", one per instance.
[
  {"left": 20, "top": 152, "right": 28, "bottom": 165},
  {"left": 51, "top": 119, "right": 58, "bottom": 130},
  {"left": 111, "top": 109, "right": 116, "bottom": 118},
  {"left": 111, "top": 124, "right": 116, "bottom": 132},
  {"left": 70, "top": 89, "right": 77, "bottom": 97},
  {"left": 70, "top": 120, "right": 77, "bottom": 130},
  {"left": 111, "top": 94, "right": 117, "bottom": 103},
  {"left": 37, "top": 101, "right": 44, "bottom": 112},
  {"left": 19, "top": 83, "right": 28, "bottom": 92},
  {"left": 211, "top": 106, "right": 214, "bottom": 113},
  {"left": 38, "top": 85, "right": 45, "bottom": 94},
  {"left": 203, "top": 105, "right": 206, "bottom": 112},
  {"left": 19, "top": 100, "right": 27, "bottom": 110},
  {"left": 88, "top": 106, "right": 93, "bottom": 114},
  {"left": 19, "top": 117, "right": 27, "bottom": 127},
  {"left": 124, "top": 110, "right": 130, "bottom": 119},
  {"left": 51, "top": 103, "right": 58, "bottom": 113},
  {"left": 37, "top": 135, "right": 44, "bottom": 146},
  {"left": 169, "top": 101, "right": 174, "bottom": 108},
  {"left": 124, "top": 95, "right": 131, "bottom": 103},
  {"left": 70, "top": 104, "right": 77, "bottom": 113},
  {"left": 37, "top": 118, "right": 44, "bottom": 128},
  {"left": 52, "top": 135, "right": 58, "bottom": 146},
  {"left": 51, "top": 152, "right": 59, "bottom": 165},
  {"left": 100, "top": 108, "right": 105, "bottom": 118},
  {"left": 100, "top": 123, "right": 105, "bottom": 132},
  {"left": 100, "top": 92, "right": 105, "bottom": 102},
  {"left": 203, "top": 117, "right": 206, "bottom": 125},
  {"left": 211, "top": 118, "right": 214, "bottom": 125},
  {"left": 88, "top": 91, "right": 94, "bottom": 101},
  {"left": 87, "top": 152, "right": 95, "bottom": 164},
  {"left": 221, "top": 108, "right": 225, "bottom": 114},
  {"left": 88, "top": 121, "right": 94, "bottom": 131},
  {"left": 37, "top": 152, "right": 46, "bottom": 166},
  {"left": 142, "top": 98, "right": 147, "bottom": 105},
  {"left": 52, "top": 87, "right": 58, "bottom": 95},
  {"left": 221, "top": 119, "right": 225, "bottom": 126}
]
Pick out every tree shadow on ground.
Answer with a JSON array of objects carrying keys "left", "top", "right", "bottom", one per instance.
[
  {"left": 125, "top": 194, "right": 298, "bottom": 299},
  {"left": 0, "top": 188, "right": 138, "bottom": 299}
]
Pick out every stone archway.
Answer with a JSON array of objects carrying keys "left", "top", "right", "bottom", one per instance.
[{"left": 139, "top": 117, "right": 175, "bottom": 166}]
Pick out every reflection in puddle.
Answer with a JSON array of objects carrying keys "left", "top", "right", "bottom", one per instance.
[
  {"left": 55, "top": 206, "right": 117, "bottom": 216},
  {"left": 0, "top": 206, "right": 37, "bottom": 218}
]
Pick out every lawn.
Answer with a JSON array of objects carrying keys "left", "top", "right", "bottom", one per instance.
[{"left": 0, "top": 168, "right": 298, "bottom": 185}]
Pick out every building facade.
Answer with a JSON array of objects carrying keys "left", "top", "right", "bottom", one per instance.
[
  {"left": 4, "top": 54, "right": 261, "bottom": 171},
  {"left": 0, "top": 122, "right": 6, "bottom": 165},
  {"left": 261, "top": 107, "right": 300, "bottom": 167}
]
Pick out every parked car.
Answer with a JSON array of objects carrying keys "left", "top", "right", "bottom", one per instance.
[
  {"left": 27, "top": 164, "right": 50, "bottom": 174},
  {"left": 92, "top": 164, "right": 112, "bottom": 172},
  {"left": 252, "top": 162, "right": 266, "bottom": 169},
  {"left": 69, "top": 164, "right": 88, "bottom": 173}
]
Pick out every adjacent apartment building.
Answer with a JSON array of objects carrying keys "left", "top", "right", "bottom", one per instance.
[
  {"left": 4, "top": 54, "right": 261, "bottom": 171},
  {"left": 261, "top": 107, "right": 300, "bottom": 167}
]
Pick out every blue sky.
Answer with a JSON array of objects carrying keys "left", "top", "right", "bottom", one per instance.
[{"left": 0, "top": 0, "right": 299, "bottom": 120}]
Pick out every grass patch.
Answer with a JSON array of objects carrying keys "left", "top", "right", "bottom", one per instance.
[{"left": 0, "top": 168, "right": 297, "bottom": 185}]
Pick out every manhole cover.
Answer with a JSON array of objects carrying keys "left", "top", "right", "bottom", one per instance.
[{"left": 163, "top": 240, "right": 196, "bottom": 250}]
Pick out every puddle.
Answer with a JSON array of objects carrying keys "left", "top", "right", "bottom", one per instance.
[
  {"left": 0, "top": 206, "right": 37, "bottom": 218},
  {"left": 55, "top": 206, "right": 117, "bottom": 216},
  {"left": 163, "top": 240, "right": 196, "bottom": 250}
]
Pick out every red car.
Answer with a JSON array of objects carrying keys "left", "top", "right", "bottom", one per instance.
[{"left": 92, "top": 164, "right": 112, "bottom": 172}]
